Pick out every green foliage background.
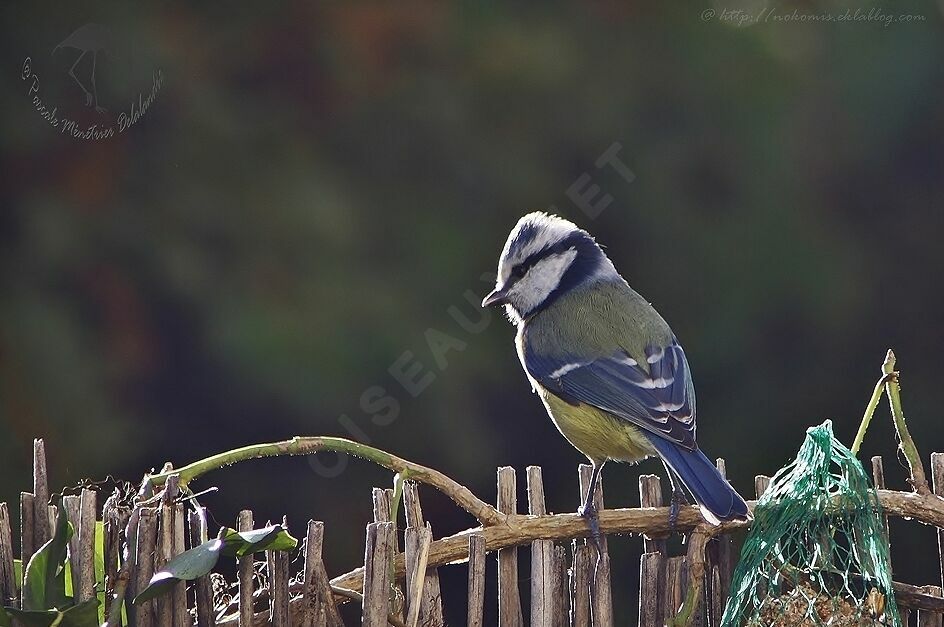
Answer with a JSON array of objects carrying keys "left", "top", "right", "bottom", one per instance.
[{"left": 1, "top": 2, "right": 942, "bottom": 624}]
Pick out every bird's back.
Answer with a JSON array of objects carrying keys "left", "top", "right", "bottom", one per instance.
[{"left": 522, "top": 278, "right": 675, "bottom": 366}]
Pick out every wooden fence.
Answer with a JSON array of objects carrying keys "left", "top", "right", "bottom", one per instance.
[{"left": 3, "top": 438, "right": 944, "bottom": 626}]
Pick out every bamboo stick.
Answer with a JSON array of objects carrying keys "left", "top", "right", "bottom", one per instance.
[{"left": 467, "top": 534, "right": 486, "bottom": 627}]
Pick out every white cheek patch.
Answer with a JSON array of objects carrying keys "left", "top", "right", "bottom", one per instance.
[{"left": 510, "top": 248, "right": 578, "bottom": 315}]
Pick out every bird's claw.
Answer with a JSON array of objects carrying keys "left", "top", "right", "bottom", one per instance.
[
  {"left": 579, "top": 502, "right": 603, "bottom": 557},
  {"left": 668, "top": 488, "right": 688, "bottom": 531}
]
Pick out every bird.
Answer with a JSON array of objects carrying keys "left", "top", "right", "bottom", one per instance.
[
  {"left": 53, "top": 23, "right": 112, "bottom": 113},
  {"left": 481, "top": 212, "right": 749, "bottom": 545}
]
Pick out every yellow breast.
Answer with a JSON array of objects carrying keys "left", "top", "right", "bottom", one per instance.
[{"left": 540, "top": 387, "right": 656, "bottom": 465}]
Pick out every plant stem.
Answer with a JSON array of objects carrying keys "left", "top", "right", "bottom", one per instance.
[
  {"left": 884, "top": 350, "right": 931, "bottom": 495},
  {"left": 147, "top": 437, "right": 505, "bottom": 526},
  {"left": 850, "top": 357, "right": 891, "bottom": 456}
]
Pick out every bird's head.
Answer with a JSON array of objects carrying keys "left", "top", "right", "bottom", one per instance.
[{"left": 482, "top": 212, "right": 617, "bottom": 324}]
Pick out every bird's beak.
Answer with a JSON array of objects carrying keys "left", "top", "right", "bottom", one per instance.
[{"left": 481, "top": 287, "right": 509, "bottom": 308}]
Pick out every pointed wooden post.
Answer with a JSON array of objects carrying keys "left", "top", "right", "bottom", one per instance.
[
  {"left": 403, "top": 481, "right": 445, "bottom": 626},
  {"left": 528, "top": 466, "right": 555, "bottom": 627},
  {"left": 578, "top": 464, "right": 613, "bottom": 627},
  {"left": 302, "top": 520, "right": 343, "bottom": 627},
  {"left": 498, "top": 467, "right": 523, "bottom": 627},
  {"left": 638, "top": 474, "right": 665, "bottom": 627}
]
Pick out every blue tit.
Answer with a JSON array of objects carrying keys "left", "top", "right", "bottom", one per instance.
[{"left": 482, "top": 212, "right": 749, "bottom": 536}]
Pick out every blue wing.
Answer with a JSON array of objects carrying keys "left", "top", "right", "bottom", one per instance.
[{"left": 525, "top": 341, "right": 697, "bottom": 450}]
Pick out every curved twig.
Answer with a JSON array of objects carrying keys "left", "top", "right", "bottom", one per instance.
[{"left": 147, "top": 436, "right": 504, "bottom": 527}]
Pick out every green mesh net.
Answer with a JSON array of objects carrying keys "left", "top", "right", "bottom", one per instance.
[{"left": 721, "top": 420, "right": 900, "bottom": 627}]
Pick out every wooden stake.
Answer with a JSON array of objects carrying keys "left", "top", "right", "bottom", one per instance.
[
  {"left": 20, "top": 492, "right": 34, "bottom": 604},
  {"left": 302, "top": 520, "right": 343, "bottom": 627},
  {"left": 0, "top": 503, "right": 16, "bottom": 608},
  {"left": 467, "top": 534, "right": 486, "bottom": 627},
  {"left": 135, "top": 507, "right": 159, "bottom": 627},
  {"left": 931, "top": 453, "right": 944, "bottom": 590},
  {"left": 754, "top": 476, "right": 771, "bottom": 499},
  {"left": 174, "top": 503, "right": 191, "bottom": 627},
  {"left": 77, "top": 488, "right": 97, "bottom": 603},
  {"left": 404, "top": 524, "right": 432, "bottom": 627},
  {"left": 497, "top": 467, "right": 523, "bottom": 627},
  {"left": 102, "top": 494, "right": 127, "bottom": 619},
  {"left": 33, "top": 439, "right": 51, "bottom": 549},
  {"left": 579, "top": 464, "right": 613, "bottom": 627},
  {"left": 270, "top": 518, "right": 290, "bottom": 627},
  {"left": 362, "top": 521, "right": 395, "bottom": 627},
  {"left": 527, "top": 466, "right": 554, "bottom": 627},
  {"left": 157, "top": 476, "right": 178, "bottom": 627},
  {"left": 189, "top": 508, "right": 216, "bottom": 627},
  {"left": 571, "top": 542, "right": 592, "bottom": 627},
  {"left": 402, "top": 481, "right": 444, "bottom": 626},
  {"left": 918, "top": 585, "right": 942, "bottom": 627},
  {"left": 237, "top": 510, "right": 254, "bottom": 627}
]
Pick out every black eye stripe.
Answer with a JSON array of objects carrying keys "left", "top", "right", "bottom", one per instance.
[{"left": 509, "top": 231, "right": 589, "bottom": 281}]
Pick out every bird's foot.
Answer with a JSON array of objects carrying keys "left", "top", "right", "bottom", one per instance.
[
  {"left": 94, "top": 105, "right": 106, "bottom": 113},
  {"left": 668, "top": 488, "right": 689, "bottom": 531},
  {"left": 579, "top": 502, "right": 603, "bottom": 558},
  {"left": 85, "top": 93, "right": 93, "bottom": 107}
]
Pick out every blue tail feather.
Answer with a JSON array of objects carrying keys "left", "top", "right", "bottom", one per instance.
[{"left": 647, "top": 436, "right": 749, "bottom": 522}]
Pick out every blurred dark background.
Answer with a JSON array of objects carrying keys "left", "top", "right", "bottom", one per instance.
[{"left": 2, "top": 1, "right": 942, "bottom": 624}]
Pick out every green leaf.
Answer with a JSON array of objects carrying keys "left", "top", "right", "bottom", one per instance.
[
  {"left": 133, "top": 538, "right": 223, "bottom": 605},
  {"left": 23, "top": 503, "right": 73, "bottom": 611},
  {"left": 4, "top": 598, "right": 99, "bottom": 627},
  {"left": 93, "top": 522, "right": 105, "bottom": 624},
  {"left": 220, "top": 525, "right": 297, "bottom": 557}
]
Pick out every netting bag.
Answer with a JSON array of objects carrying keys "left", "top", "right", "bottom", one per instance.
[{"left": 721, "top": 420, "right": 900, "bottom": 627}]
